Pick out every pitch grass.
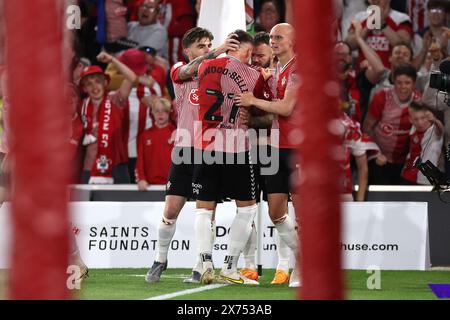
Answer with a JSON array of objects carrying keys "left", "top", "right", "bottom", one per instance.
[{"left": 77, "top": 268, "right": 450, "bottom": 300}]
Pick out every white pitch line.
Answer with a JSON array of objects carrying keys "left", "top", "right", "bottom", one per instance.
[{"left": 146, "top": 284, "right": 228, "bottom": 300}]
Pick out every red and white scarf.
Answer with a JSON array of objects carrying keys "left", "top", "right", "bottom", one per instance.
[{"left": 81, "top": 96, "right": 115, "bottom": 184}]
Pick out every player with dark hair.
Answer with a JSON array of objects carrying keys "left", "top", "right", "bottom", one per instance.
[
  {"left": 144, "top": 27, "right": 240, "bottom": 284},
  {"left": 193, "top": 29, "right": 273, "bottom": 285}
]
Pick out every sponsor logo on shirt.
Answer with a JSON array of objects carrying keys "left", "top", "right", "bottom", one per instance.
[{"left": 189, "top": 88, "right": 199, "bottom": 106}]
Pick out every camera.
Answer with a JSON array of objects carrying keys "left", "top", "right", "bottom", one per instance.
[
  {"left": 429, "top": 71, "right": 450, "bottom": 92},
  {"left": 429, "top": 60, "right": 450, "bottom": 93},
  {"left": 413, "top": 157, "right": 450, "bottom": 188}
]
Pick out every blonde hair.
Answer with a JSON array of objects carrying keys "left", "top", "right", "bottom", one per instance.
[{"left": 152, "top": 97, "right": 172, "bottom": 113}]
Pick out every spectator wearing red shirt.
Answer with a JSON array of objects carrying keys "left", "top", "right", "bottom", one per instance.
[
  {"left": 136, "top": 97, "right": 175, "bottom": 188},
  {"left": 401, "top": 101, "right": 444, "bottom": 185},
  {"left": 364, "top": 64, "right": 421, "bottom": 184},
  {"left": 346, "top": 0, "right": 413, "bottom": 69}
]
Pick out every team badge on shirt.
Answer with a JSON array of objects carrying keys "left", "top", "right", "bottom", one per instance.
[
  {"left": 146, "top": 139, "right": 152, "bottom": 146},
  {"left": 413, "top": 136, "right": 419, "bottom": 144},
  {"left": 282, "top": 77, "right": 286, "bottom": 87},
  {"left": 189, "top": 88, "right": 199, "bottom": 106},
  {"left": 96, "top": 155, "right": 111, "bottom": 173}
]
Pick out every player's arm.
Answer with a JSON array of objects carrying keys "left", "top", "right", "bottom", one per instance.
[
  {"left": 177, "top": 35, "right": 240, "bottom": 80},
  {"left": 235, "top": 88, "right": 297, "bottom": 117}
]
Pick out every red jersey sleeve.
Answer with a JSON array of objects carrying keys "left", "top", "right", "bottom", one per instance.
[
  {"left": 368, "top": 90, "right": 387, "bottom": 121},
  {"left": 252, "top": 74, "right": 273, "bottom": 117},
  {"left": 170, "top": 62, "right": 186, "bottom": 84},
  {"left": 253, "top": 74, "right": 273, "bottom": 100}
]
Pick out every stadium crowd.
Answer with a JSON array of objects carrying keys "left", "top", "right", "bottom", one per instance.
[
  {"left": 0, "top": 0, "right": 449, "bottom": 287},
  {"left": 1, "top": 0, "right": 448, "bottom": 192}
]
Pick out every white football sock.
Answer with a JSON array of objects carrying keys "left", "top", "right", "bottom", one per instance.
[
  {"left": 273, "top": 214, "right": 298, "bottom": 255},
  {"left": 222, "top": 204, "right": 257, "bottom": 273},
  {"left": 156, "top": 216, "right": 177, "bottom": 263},
  {"left": 243, "top": 223, "right": 257, "bottom": 270},
  {"left": 195, "top": 208, "right": 214, "bottom": 256},
  {"left": 276, "top": 230, "right": 290, "bottom": 272}
]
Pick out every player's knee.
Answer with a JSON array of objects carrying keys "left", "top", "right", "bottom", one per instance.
[{"left": 272, "top": 213, "right": 288, "bottom": 225}]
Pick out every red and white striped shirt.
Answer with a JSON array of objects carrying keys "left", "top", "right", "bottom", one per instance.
[
  {"left": 271, "top": 56, "right": 300, "bottom": 149},
  {"left": 408, "top": 0, "right": 428, "bottom": 33},
  {"left": 402, "top": 124, "right": 443, "bottom": 184},
  {"left": 197, "top": 56, "right": 271, "bottom": 153},
  {"left": 352, "top": 9, "right": 413, "bottom": 68},
  {"left": 369, "top": 88, "right": 421, "bottom": 163},
  {"left": 171, "top": 62, "right": 200, "bottom": 148},
  {"left": 340, "top": 112, "right": 380, "bottom": 194}
]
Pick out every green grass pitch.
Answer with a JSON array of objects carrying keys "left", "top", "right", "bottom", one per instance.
[{"left": 72, "top": 268, "right": 450, "bottom": 300}]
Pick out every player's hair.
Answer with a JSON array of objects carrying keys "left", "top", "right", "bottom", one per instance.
[
  {"left": 409, "top": 101, "right": 431, "bottom": 113},
  {"left": 182, "top": 27, "right": 214, "bottom": 49},
  {"left": 393, "top": 64, "right": 417, "bottom": 82},
  {"left": 229, "top": 29, "right": 254, "bottom": 46},
  {"left": 254, "top": 31, "right": 270, "bottom": 46},
  {"left": 152, "top": 97, "right": 172, "bottom": 113}
]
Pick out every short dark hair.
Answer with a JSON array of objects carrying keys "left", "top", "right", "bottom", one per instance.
[
  {"left": 392, "top": 43, "right": 414, "bottom": 59},
  {"left": 254, "top": 31, "right": 270, "bottom": 46},
  {"left": 427, "top": 0, "right": 449, "bottom": 11},
  {"left": 393, "top": 64, "right": 417, "bottom": 82},
  {"left": 182, "top": 27, "right": 214, "bottom": 49},
  {"left": 409, "top": 101, "right": 431, "bottom": 113},
  {"left": 229, "top": 29, "right": 254, "bottom": 46}
]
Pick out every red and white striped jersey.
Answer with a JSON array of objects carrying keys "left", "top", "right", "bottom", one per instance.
[
  {"left": 340, "top": 112, "right": 380, "bottom": 194},
  {"left": 369, "top": 88, "right": 421, "bottom": 163},
  {"left": 352, "top": 9, "right": 413, "bottom": 68},
  {"left": 271, "top": 55, "right": 300, "bottom": 149},
  {"left": 408, "top": 0, "right": 428, "bottom": 33},
  {"left": 196, "top": 56, "right": 271, "bottom": 153},
  {"left": 170, "top": 61, "right": 200, "bottom": 148},
  {"left": 402, "top": 124, "right": 443, "bottom": 184}
]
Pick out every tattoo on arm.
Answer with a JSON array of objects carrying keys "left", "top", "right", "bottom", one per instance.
[{"left": 178, "top": 49, "right": 222, "bottom": 80}]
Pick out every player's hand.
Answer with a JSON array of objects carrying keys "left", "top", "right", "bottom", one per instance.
[
  {"left": 375, "top": 154, "right": 387, "bottom": 166},
  {"left": 260, "top": 68, "right": 273, "bottom": 81},
  {"left": 137, "top": 180, "right": 149, "bottom": 191},
  {"left": 218, "top": 33, "right": 240, "bottom": 54},
  {"left": 234, "top": 92, "right": 255, "bottom": 108},
  {"left": 96, "top": 52, "right": 114, "bottom": 64},
  {"left": 239, "top": 108, "right": 252, "bottom": 126}
]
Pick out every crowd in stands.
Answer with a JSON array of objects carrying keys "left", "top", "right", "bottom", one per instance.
[{"left": 1, "top": 0, "right": 450, "bottom": 194}]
